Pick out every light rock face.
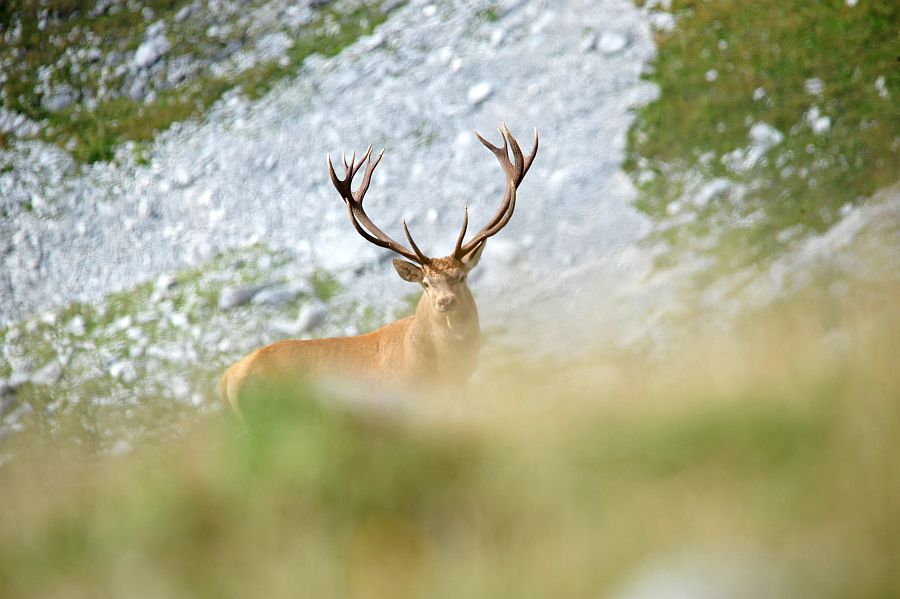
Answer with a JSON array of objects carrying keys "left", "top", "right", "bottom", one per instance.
[{"left": 1, "top": 0, "right": 660, "bottom": 353}]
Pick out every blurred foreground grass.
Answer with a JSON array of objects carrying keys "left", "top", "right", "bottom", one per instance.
[{"left": 1, "top": 280, "right": 898, "bottom": 598}]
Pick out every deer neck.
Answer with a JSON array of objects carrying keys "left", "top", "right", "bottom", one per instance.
[{"left": 405, "top": 289, "right": 480, "bottom": 385}]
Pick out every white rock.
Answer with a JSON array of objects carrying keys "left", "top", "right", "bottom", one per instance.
[
  {"left": 170, "top": 166, "right": 192, "bottom": 188},
  {"left": 805, "top": 106, "right": 831, "bottom": 135},
  {"left": 43, "top": 85, "right": 77, "bottom": 112},
  {"left": 875, "top": 75, "right": 889, "bottom": 99},
  {"left": 219, "top": 284, "right": 269, "bottom": 310},
  {"left": 648, "top": 11, "right": 676, "bottom": 31},
  {"left": 694, "top": 178, "right": 734, "bottom": 208},
  {"left": 252, "top": 283, "right": 308, "bottom": 306},
  {"left": 30, "top": 360, "right": 64, "bottom": 386},
  {"left": 467, "top": 82, "right": 493, "bottom": 106},
  {"left": 598, "top": 31, "right": 628, "bottom": 55},
  {"left": 112, "top": 315, "right": 133, "bottom": 331},
  {"left": 255, "top": 32, "right": 293, "bottom": 62},
  {"left": 154, "top": 273, "right": 177, "bottom": 296},
  {"left": 811, "top": 116, "right": 831, "bottom": 135},
  {"left": 109, "top": 360, "right": 137, "bottom": 384},
  {"left": 748, "top": 122, "right": 784, "bottom": 149},
  {"left": 296, "top": 301, "right": 328, "bottom": 332},
  {"left": 804, "top": 77, "right": 825, "bottom": 96},
  {"left": 65, "top": 314, "right": 86, "bottom": 336},
  {"left": 169, "top": 312, "right": 189, "bottom": 328},
  {"left": 133, "top": 27, "right": 170, "bottom": 69},
  {"left": 580, "top": 31, "right": 598, "bottom": 53}
]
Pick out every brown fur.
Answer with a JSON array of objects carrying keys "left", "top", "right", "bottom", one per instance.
[{"left": 219, "top": 254, "right": 482, "bottom": 411}]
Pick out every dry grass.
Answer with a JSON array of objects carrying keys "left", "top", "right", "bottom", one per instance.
[{"left": 1, "top": 277, "right": 898, "bottom": 598}]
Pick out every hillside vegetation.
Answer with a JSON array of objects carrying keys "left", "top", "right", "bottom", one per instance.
[
  {"left": 628, "top": 0, "right": 898, "bottom": 268},
  {"left": 0, "top": 0, "right": 392, "bottom": 162},
  {"left": 1, "top": 282, "right": 898, "bottom": 598}
]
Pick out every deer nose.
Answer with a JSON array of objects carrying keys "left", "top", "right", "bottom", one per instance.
[{"left": 437, "top": 296, "right": 457, "bottom": 312}]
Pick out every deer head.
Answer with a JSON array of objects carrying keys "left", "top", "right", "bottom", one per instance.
[{"left": 326, "top": 125, "right": 539, "bottom": 320}]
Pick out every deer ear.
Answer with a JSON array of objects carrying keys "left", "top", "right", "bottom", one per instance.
[
  {"left": 393, "top": 259, "right": 424, "bottom": 283},
  {"left": 461, "top": 240, "right": 486, "bottom": 271}
]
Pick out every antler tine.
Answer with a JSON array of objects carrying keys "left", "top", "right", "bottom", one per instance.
[
  {"left": 327, "top": 146, "right": 429, "bottom": 264},
  {"left": 353, "top": 147, "right": 383, "bottom": 203},
  {"left": 350, "top": 145, "right": 372, "bottom": 179},
  {"left": 452, "top": 206, "right": 469, "bottom": 258},
  {"left": 503, "top": 123, "right": 525, "bottom": 176},
  {"left": 402, "top": 219, "right": 430, "bottom": 263},
  {"left": 454, "top": 126, "right": 539, "bottom": 259},
  {"left": 524, "top": 127, "right": 539, "bottom": 177}
]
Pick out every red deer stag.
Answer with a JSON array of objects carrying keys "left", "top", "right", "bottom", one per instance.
[{"left": 220, "top": 125, "right": 538, "bottom": 410}]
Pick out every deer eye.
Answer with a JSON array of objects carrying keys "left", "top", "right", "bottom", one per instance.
[{"left": 423, "top": 280, "right": 431, "bottom": 288}]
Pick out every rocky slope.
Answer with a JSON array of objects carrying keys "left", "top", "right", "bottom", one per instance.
[{"left": 1, "top": 0, "right": 660, "bottom": 352}]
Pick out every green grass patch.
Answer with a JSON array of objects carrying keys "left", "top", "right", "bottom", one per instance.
[
  {"left": 311, "top": 269, "right": 343, "bottom": 302},
  {"left": 628, "top": 0, "right": 899, "bottom": 268}
]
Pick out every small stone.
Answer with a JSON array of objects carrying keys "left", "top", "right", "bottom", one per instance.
[
  {"left": 113, "top": 315, "right": 133, "bottom": 331},
  {"left": 490, "top": 28, "right": 506, "bottom": 48},
  {"left": 598, "top": 31, "right": 628, "bottom": 55},
  {"left": 31, "top": 359, "right": 64, "bottom": 386},
  {"left": 296, "top": 301, "right": 327, "bottom": 333},
  {"left": 467, "top": 82, "right": 493, "bottom": 106},
  {"left": 171, "top": 166, "right": 192, "bottom": 188},
  {"left": 133, "top": 25, "right": 170, "bottom": 69},
  {"left": 252, "top": 283, "right": 307, "bottom": 307},
  {"left": 174, "top": 3, "right": 197, "bottom": 22},
  {"left": 65, "top": 315, "right": 86, "bottom": 336},
  {"left": 694, "top": 178, "right": 733, "bottom": 208},
  {"left": 127, "top": 79, "right": 147, "bottom": 101},
  {"left": 804, "top": 77, "right": 825, "bottom": 96},
  {"left": 580, "top": 31, "right": 598, "bottom": 53},
  {"left": 218, "top": 284, "right": 270, "bottom": 310},
  {"left": 109, "top": 360, "right": 137, "bottom": 383},
  {"left": 43, "top": 85, "right": 77, "bottom": 112},
  {"left": 811, "top": 116, "right": 831, "bottom": 135},
  {"left": 749, "top": 122, "right": 784, "bottom": 149},
  {"left": 154, "top": 273, "right": 177, "bottom": 297},
  {"left": 805, "top": 106, "right": 831, "bottom": 135},
  {"left": 169, "top": 313, "right": 189, "bottom": 328},
  {"left": 875, "top": 75, "right": 889, "bottom": 99}
]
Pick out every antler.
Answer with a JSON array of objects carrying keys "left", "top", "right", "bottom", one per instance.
[
  {"left": 327, "top": 145, "right": 430, "bottom": 264},
  {"left": 453, "top": 124, "right": 539, "bottom": 259}
]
